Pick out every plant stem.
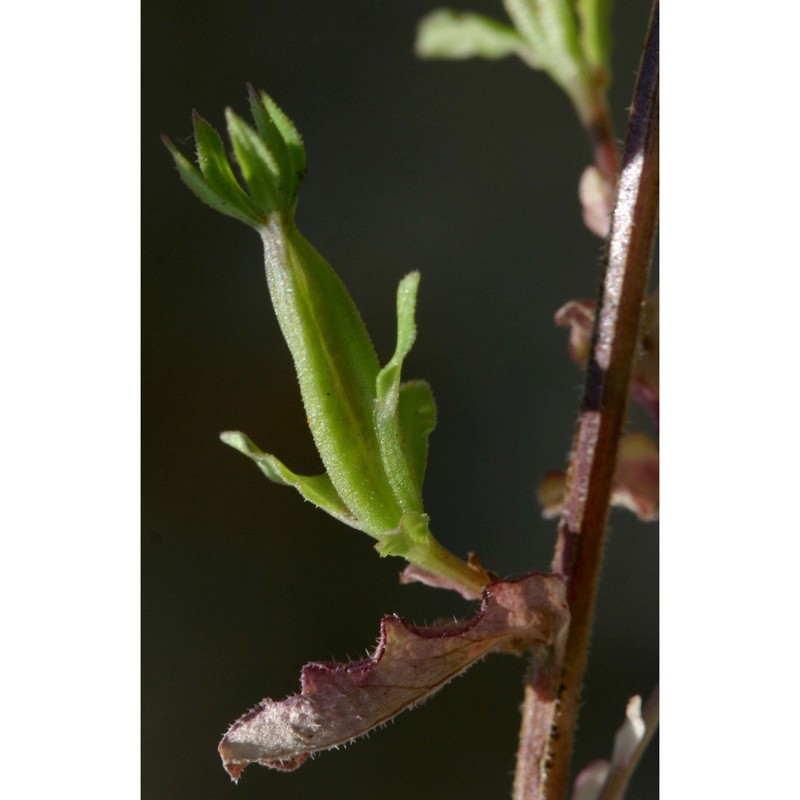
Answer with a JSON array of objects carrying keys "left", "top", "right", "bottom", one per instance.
[
  {"left": 513, "top": 3, "right": 659, "bottom": 797},
  {"left": 513, "top": 638, "right": 566, "bottom": 800}
]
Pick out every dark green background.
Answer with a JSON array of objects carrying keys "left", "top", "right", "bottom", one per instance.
[{"left": 143, "top": 1, "right": 658, "bottom": 797}]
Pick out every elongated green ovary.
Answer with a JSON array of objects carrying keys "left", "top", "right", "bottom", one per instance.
[{"left": 262, "top": 219, "right": 408, "bottom": 535}]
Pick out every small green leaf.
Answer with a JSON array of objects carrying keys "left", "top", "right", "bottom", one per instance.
[
  {"left": 375, "top": 511, "right": 436, "bottom": 560},
  {"left": 220, "top": 431, "right": 360, "bottom": 529},
  {"left": 375, "top": 272, "right": 426, "bottom": 512},
  {"left": 415, "top": 10, "right": 532, "bottom": 62}
]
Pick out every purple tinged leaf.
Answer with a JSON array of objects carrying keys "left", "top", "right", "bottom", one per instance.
[
  {"left": 554, "top": 298, "right": 596, "bottom": 365},
  {"left": 571, "top": 688, "right": 659, "bottom": 800},
  {"left": 579, "top": 165, "right": 613, "bottom": 238},
  {"left": 572, "top": 761, "right": 611, "bottom": 800},
  {"left": 606, "top": 432, "right": 659, "bottom": 521},
  {"left": 218, "top": 572, "right": 569, "bottom": 781},
  {"left": 538, "top": 431, "right": 659, "bottom": 522},
  {"left": 555, "top": 293, "right": 659, "bottom": 424},
  {"left": 633, "top": 291, "right": 659, "bottom": 424},
  {"left": 572, "top": 759, "right": 611, "bottom": 800},
  {"left": 610, "top": 695, "right": 646, "bottom": 769}
]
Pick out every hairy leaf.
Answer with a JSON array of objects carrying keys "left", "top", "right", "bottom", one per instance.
[
  {"left": 219, "top": 572, "right": 569, "bottom": 780},
  {"left": 539, "top": 431, "right": 659, "bottom": 522},
  {"left": 374, "top": 272, "right": 427, "bottom": 511},
  {"left": 579, "top": 165, "right": 613, "bottom": 237},
  {"left": 555, "top": 293, "right": 660, "bottom": 424},
  {"left": 219, "top": 431, "right": 358, "bottom": 529},
  {"left": 571, "top": 688, "right": 659, "bottom": 800}
]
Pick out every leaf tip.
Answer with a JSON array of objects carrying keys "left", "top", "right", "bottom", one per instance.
[{"left": 220, "top": 430, "right": 249, "bottom": 451}]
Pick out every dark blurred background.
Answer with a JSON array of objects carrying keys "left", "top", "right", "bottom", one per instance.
[{"left": 142, "top": 1, "right": 658, "bottom": 797}]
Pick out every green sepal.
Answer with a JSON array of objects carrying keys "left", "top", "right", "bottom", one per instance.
[
  {"left": 192, "top": 112, "right": 266, "bottom": 224},
  {"left": 375, "top": 511, "right": 435, "bottom": 560},
  {"left": 164, "top": 92, "right": 308, "bottom": 229},
  {"left": 162, "top": 133, "right": 263, "bottom": 227},
  {"left": 415, "top": 10, "right": 530, "bottom": 61},
  {"left": 220, "top": 431, "right": 360, "bottom": 530},
  {"left": 225, "top": 109, "right": 283, "bottom": 215},
  {"left": 249, "top": 86, "right": 306, "bottom": 203}
]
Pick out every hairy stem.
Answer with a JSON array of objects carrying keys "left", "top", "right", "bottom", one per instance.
[
  {"left": 513, "top": 641, "right": 565, "bottom": 800},
  {"left": 513, "top": 3, "right": 659, "bottom": 797}
]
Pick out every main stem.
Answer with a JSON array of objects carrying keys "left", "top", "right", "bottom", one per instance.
[{"left": 513, "top": 4, "right": 659, "bottom": 798}]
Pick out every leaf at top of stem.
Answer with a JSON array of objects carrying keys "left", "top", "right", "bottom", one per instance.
[
  {"left": 415, "top": 10, "right": 534, "bottom": 62},
  {"left": 416, "top": 0, "right": 616, "bottom": 128}
]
